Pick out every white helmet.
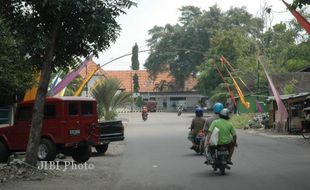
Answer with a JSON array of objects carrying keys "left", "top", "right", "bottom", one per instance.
[{"left": 219, "top": 108, "right": 230, "bottom": 117}]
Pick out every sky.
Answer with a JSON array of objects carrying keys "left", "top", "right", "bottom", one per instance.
[{"left": 94, "top": 0, "right": 296, "bottom": 70}]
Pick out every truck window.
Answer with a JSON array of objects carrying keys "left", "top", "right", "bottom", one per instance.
[
  {"left": 17, "top": 106, "right": 32, "bottom": 121},
  {"left": 69, "top": 103, "right": 79, "bottom": 115},
  {"left": 44, "top": 104, "right": 56, "bottom": 119},
  {"left": 81, "top": 102, "right": 93, "bottom": 115}
]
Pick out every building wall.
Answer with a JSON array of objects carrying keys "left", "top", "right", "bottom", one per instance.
[{"left": 141, "top": 93, "right": 205, "bottom": 112}]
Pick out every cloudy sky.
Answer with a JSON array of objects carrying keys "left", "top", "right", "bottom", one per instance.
[{"left": 94, "top": 0, "right": 295, "bottom": 70}]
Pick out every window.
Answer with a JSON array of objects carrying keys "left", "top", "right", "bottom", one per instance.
[
  {"left": 44, "top": 104, "right": 56, "bottom": 119},
  {"left": 69, "top": 103, "right": 78, "bottom": 115},
  {"left": 170, "top": 97, "right": 186, "bottom": 101},
  {"left": 0, "top": 107, "right": 9, "bottom": 124},
  {"left": 17, "top": 106, "right": 32, "bottom": 121},
  {"left": 81, "top": 102, "right": 93, "bottom": 115}
]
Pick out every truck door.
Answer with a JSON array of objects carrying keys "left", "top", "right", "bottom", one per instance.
[
  {"left": 42, "top": 104, "right": 59, "bottom": 141},
  {"left": 65, "top": 102, "right": 81, "bottom": 143},
  {"left": 80, "top": 101, "right": 98, "bottom": 141},
  {"left": 10, "top": 105, "right": 32, "bottom": 150}
]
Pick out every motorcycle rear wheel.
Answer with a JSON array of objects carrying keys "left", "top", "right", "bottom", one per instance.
[{"left": 219, "top": 165, "right": 225, "bottom": 175}]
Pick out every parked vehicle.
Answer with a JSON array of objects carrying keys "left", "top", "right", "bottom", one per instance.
[
  {"left": 96, "top": 120, "right": 125, "bottom": 153},
  {"left": 0, "top": 96, "right": 124, "bottom": 163},
  {"left": 206, "top": 145, "right": 231, "bottom": 175},
  {"left": 146, "top": 101, "right": 157, "bottom": 112}
]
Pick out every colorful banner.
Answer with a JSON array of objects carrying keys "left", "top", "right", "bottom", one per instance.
[
  {"left": 23, "top": 72, "right": 40, "bottom": 101},
  {"left": 74, "top": 66, "right": 99, "bottom": 96},
  {"left": 50, "top": 54, "right": 93, "bottom": 96},
  {"left": 231, "top": 75, "right": 250, "bottom": 109},
  {"left": 220, "top": 56, "right": 264, "bottom": 111},
  {"left": 259, "top": 58, "right": 288, "bottom": 122},
  {"left": 282, "top": 0, "right": 310, "bottom": 34}
]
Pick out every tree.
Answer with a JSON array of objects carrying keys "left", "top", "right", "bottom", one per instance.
[
  {"left": 0, "top": 18, "right": 34, "bottom": 101},
  {"left": 91, "top": 78, "right": 132, "bottom": 120},
  {"left": 131, "top": 43, "right": 139, "bottom": 70},
  {"left": 144, "top": 5, "right": 264, "bottom": 91},
  {"left": 132, "top": 73, "right": 139, "bottom": 93},
  {"left": 291, "top": 0, "right": 310, "bottom": 9},
  {"left": 0, "top": 0, "right": 135, "bottom": 166}
]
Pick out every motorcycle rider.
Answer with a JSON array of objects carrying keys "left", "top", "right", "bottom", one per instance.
[
  {"left": 141, "top": 106, "right": 148, "bottom": 119},
  {"left": 203, "top": 102, "right": 224, "bottom": 132},
  {"left": 188, "top": 107, "right": 206, "bottom": 150},
  {"left": 177, "top": 104, "right": 184, "bottom": 115},
  {"left": 205, "top": 108, "right": 237, "bottom": 165}
]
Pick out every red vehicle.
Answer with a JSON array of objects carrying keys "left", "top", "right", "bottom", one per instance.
[{"left": 0, "top": 96, "right": 124, "bottom": 163}]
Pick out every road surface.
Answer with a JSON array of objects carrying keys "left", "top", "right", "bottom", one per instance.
[
  {"left": 113, "top": 112, "right": 310, "bottom": 190},
  {"left": 1, "top": 112, "right": 310, "bottom": 190}
]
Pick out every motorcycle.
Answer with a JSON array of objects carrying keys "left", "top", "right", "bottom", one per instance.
[
  {"left": 142, "top": 112, "right": 148, "bottom": 121},
  {"left": 206, "top": 145, "right": 230, "bottom": 175},
  {"left": 177, "top": 107, "right": 183, "bottom": 116},
  {"left": 193, "top": 130, "right": 205, "bottom": 155}
]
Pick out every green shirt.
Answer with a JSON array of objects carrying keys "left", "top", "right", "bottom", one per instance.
[{"left": 208, "top": 118, "right": 236, "bottom": 145}]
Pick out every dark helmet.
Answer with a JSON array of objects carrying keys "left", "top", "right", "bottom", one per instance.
[
  {"left": 195, "top": 107, "right": 204, "bottom": 117},
  {"left": 213, "top": 102, "right": 224, "bottom": 114}
]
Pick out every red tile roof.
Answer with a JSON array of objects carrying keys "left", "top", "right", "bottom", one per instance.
[{"left": 79, "top": 61, "right": 197, "bottom": 93}]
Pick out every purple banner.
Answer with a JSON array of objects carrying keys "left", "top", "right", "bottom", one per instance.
[{"left": 50, "top": 54, "right": 93, "bottom": 96}]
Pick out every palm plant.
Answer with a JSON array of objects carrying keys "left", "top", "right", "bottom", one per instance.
[{"left": 91, "top": 77, "right": 132, "bottom": 120}]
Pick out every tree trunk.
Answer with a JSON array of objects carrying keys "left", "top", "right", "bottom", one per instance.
[{"left": 25, "top": 21, "right": 59, "bottom": 166}]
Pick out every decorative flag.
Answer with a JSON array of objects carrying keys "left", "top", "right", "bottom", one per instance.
[
  {"left": 49, "top": 74, "right": 66, "bottom": 96},
  {"left": 220, "top": 56, "right": 264, "bottom": 111},
  {"left": 23, "top": 72, "right": 40, "bottom": 101},
  {"left": 50, "top": 54, "right": 93, "bottom": 96},
  {"left": 231, "top": 76, "right": 250, "bottom": 109},
  {"left": 211, "top": 62, "right": 237, "bottom": 106},
  {"left": 282, "top": 0, "right": 310, "bottom": 34},
  {"left": 74, "top": 66, "right": 99, "bottom": 96},
  {"left": 259, "top": 58, "right": 288, "bottom": 122}
]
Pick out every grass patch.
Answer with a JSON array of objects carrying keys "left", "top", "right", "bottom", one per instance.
[{"left": 229, "top": 113, "right": 255, "bottom": 129}]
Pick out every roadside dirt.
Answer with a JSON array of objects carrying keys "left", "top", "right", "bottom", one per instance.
[{"left": 0, "top": 141, "right": 125, "bottom": 190}]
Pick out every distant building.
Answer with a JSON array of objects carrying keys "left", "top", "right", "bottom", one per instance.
[{"left": 79, "top": 61, "right": 206, "bottom": 111}]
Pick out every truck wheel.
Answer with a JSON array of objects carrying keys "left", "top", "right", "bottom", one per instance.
[
  {"left": 95, "top": 144, "right": 109, "bottom": 154},
  {"left": 0, "top": 141, "right": 10, "bottom": 163},
  {"left": 72, "top": 145, "right": 91, "bottom": 163},
  {"left": 38, "top": 139, "right": 57, "bottom": 161}
]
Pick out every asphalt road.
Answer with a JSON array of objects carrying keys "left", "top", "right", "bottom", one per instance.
[{"left": 113, "top": 112, "right": 310, "bottom": 190}]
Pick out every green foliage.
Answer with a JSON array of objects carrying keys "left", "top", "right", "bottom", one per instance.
[
  {"left": 0, "top": 18, "right": 34, "bottom": 97},
  {"left": 283, "top": 78, "right": 298, "bottom": 95},
  {"left": 135, "top": 96, "right": 144, "bottom": 108},
  {"left": 132, "top": 73, "right": 139, "bottom": 93},
  {"left": 230, "top": 113, "right": 255, "bottom": 129},
  {"left": 0, "top": 0, "right": 136, "bottom": 69},
  {"left": 145, "top": 5, "right": 264, "bottom": 91},
  {"left": 131, "top": 43, "right": 139, "bottom": 70},
  {"left": 91, "top": 78, "right": 132, "bottom": 120},
  {"left": 64, "top": 76, "right": 84, "bottom": 96}
]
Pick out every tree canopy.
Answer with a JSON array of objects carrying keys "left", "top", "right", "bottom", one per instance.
[
  {"left": 145, "top": 4, "right": 309, "bottom": 102},
  {"left": 0, "top": 18, "right": 34, "bottom": 101}
]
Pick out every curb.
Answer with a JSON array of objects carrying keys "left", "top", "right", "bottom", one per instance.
[{"left": 243, "top": 129, "right": 303, "bottom": 139}]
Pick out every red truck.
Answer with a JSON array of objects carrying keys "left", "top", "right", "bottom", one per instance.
[{"left": 0, "top": 96, "right": 124, "bottom": 163}]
